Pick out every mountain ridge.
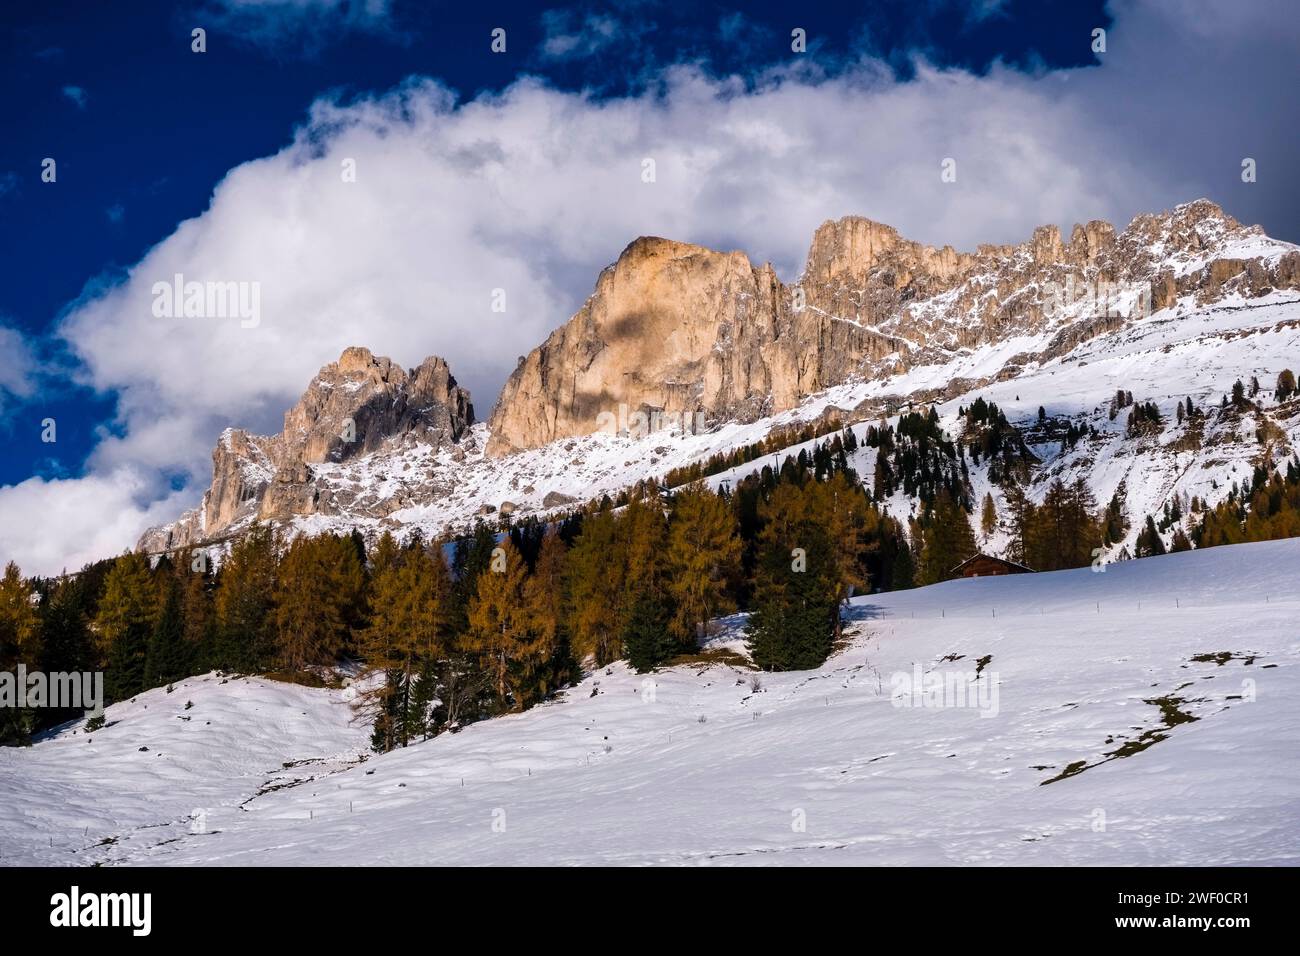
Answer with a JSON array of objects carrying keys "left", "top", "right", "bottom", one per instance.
[
  {"left": 486, "top": 198, "right": 1299, "bottom": 454},
  {"left": 138, "top": 199, "right": 1300, "bottom": 556}
]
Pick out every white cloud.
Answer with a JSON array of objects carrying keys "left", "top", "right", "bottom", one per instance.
[
  {"left": 538, "top": 10, "right": 638, "bottom": 61},
  {"left": 0, "top": 324, "right": 38, "bottom": 411},
  {"left": 2, "top": 0, "right": 1294, "bottom": 575},
  {"left": 0, "top": 469, "right": 191, "bottom": 577},
  {"left": 61, "top": 85, "right": 87, "bottom": 109},
  {"left": 200, "top": 0, "right": 396, "bottom": 54}
]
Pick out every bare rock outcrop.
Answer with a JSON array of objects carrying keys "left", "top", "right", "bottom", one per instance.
[
  {"left": 138, "top": 198, "right": 1300, "bottom": 555},
  {"left": 486, "top": 199, "right": 1299, "bottom": 455},
  {"left": 137, "top": 348, "right": 473, "bottom": 552}
]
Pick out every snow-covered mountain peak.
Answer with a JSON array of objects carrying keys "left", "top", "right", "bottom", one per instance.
[{"left": 139, "top": 202, "right": 1300, "bottom": 562}]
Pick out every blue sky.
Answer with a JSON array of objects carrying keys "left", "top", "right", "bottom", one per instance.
[{"left": 0, "top": 0, "right": 1296, "bottom": 573}]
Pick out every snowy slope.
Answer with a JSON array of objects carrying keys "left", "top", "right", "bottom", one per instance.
[
  {"left": 4, "top": 538, "right": 1297, "bottom": 866},
  {"left": 0, "top": 675, "right": 369, "bottom": 866},
  {"left": 172, "top": 289, "right": 1298, "bottom": 565}
]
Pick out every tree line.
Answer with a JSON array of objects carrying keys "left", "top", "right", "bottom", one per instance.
[
  {"left": 0, "top": 434, "right": 915, "bottom": 747},
  {"left": 6, "top": 403, "right": 1298, "bottom": 747}
]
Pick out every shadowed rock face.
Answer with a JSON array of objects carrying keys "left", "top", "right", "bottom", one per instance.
[
  {"left": 483, "top": 234, "right": 900, "bottom": 457},
  {"left": 275, "top": 347, "right": 472, "bottom": 468},
  {"left": 137, "top": 348, "right": 473, "bottom": 552},
  {"left": 485, "top": 199, "right": 1300, "bottom": 455}
]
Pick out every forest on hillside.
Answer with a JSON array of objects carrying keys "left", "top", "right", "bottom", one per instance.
[{"left": 4, "top": 398, "right": 1300, "bottom": 749}]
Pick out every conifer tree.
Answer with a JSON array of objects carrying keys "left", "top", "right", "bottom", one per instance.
[
  {"left": 620, "top": 496, "right": 670, "bottom": 607},
  {"left": 1169, "top": 527, "right": 1193, "bottom": 552},
  {"left": 746, "top": 482, "right": 837, "bottom": 671},
  {"left": 273, "top": 533, "right": 364, "bottom": 670},
  {"left": 566, "top": 506, "right": 625, "bottom": 664},
  {"left": 214, "top": 523, "right": 278, "bottom": 672},
  {"left": 1002, "top": 482, "right": 1035, "bottom": 566},
  {"left": 1101, "top": 492, "right": 1129, "bottom": 545},
  {"left": 363, "top": 543, "right": 456, "bottom": 747},
  {"left": 172, "top": 548, "right": 216, "bottom": 666},
  {"left": 0, "top": 560, "right": 40, "bottom": 669},
  {"left": 519, "top": 532, "right": 572, "bottom": 702},
  {"left": 146, "top": 578, "right": 189, "bottom": 688},
  {"left": 405, "top": 658, "right": 440, "bottom": 744},
  {"left": 362, "top": 557, "right": 411, "bottom": 751},
  {"left": 97, "top": 553, "right": 157, "bottom": 701},
  {"left": 1277, "top": 369, "right": 1296, "bottom": 402},
  {"left": 464, "top": 539, "right": 553, "bottom": 711},
  {"left": 665, "top": 485, "right": 741, "bottom": 643},
  {"left": 622, "top": 593, "right": 675, "bottom": 672},
  {"left": 890, "top": 538, "right": 915, "bottom": 590},
  {"left": 0, "top": 561, "right": 42, "bottom": 743},
  {"left": 452, "top": 521, "right": 498, "bottom": 628},
  {"left": 1135, "top": 515, "right": 1167, "bottom": 557},
  {"left": 1026, "top": 477, "right": 1100, "bottom": 570},
  {"left": 38, "top": 577, "right": 93, "bottom": 678},
  {"left": 806, "top": 472, "right": 869, "bottom": 636},
  {"left": 369, "top": 530, "right": 401, "bottom": 576},
  {"left": 916, "top": 490, "right": 977, "bottom": 584},
  {"left": 980, "top": 492, "right": 998, "bottom": 536}
]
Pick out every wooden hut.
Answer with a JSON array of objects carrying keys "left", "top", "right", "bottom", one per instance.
[{"left": 950, "top": 553, "right": 1034, "bottom": 578}]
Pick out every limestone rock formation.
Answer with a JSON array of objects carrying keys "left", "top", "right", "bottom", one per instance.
[
  {"left": 486, "top": 199, "right": 1299, "bottom": 455},
  {"left": 138, "top": 198, "right": 1299, "bottom": 555},
  {"left": 137, "top": 348, "right": 473, "bottom": 552}
]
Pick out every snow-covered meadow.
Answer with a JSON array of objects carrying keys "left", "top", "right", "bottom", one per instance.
[{"left": 2, "top": 537, "right": 1296, "bottom": 866}]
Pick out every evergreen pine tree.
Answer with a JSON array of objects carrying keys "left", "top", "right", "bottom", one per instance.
[
  {"left": 916, "top": 491, "right": 977, "bottom": 584},
  {"left": 890, "top": 538, "right": 915, "bottom": 590},
  {"left": 97, "top": 553, "right": 157, "bottom": 701},
  {"left": 746, "top": 483, "right": 837, "bottom": 671},
  {"left": 452, "top": 521, "right": 498, "bottom": 629},
  {"left": 39, "top": 577, "right": 94, "bottom": 677},
  {"left": 622, "top": 593, "right": 675, "bottom": 672},
  {"left": 145, "top": 578, "right": 190, "bottom": 688},
  {"left": 1135, "top": 515, "right": 1167, "bottom": 557}
]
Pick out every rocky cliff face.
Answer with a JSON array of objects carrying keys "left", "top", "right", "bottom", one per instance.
[
  {"left": 138, "top": 348, "right": 473, "bottom": 552},
  {"left": 139, "top": 199, "right": 1300, "bottom": 554},
  {"left": 486, "top": 200, "right": 1300, "bottom": 455}
]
